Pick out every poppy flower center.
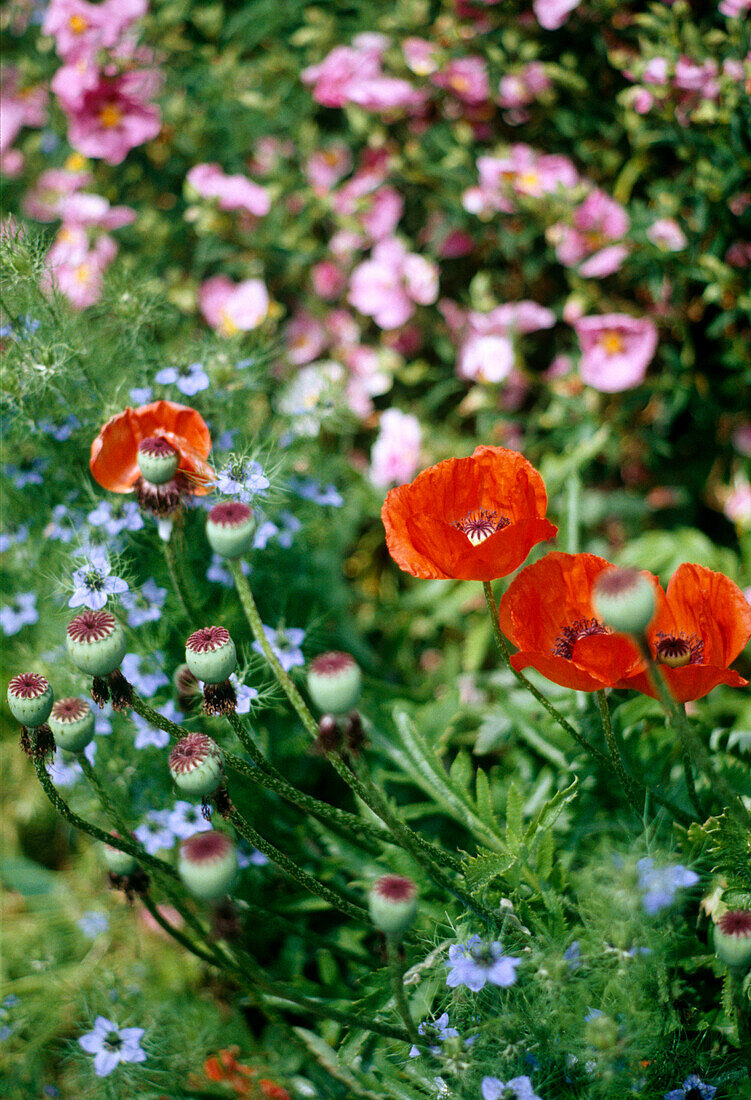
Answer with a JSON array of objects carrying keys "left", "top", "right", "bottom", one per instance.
[
  {"left": 718, "top": 909, "right": 751, "bottom": 937},
  {"left": 138, "top": 436, "right": 178, "bottom": 458},
  {"left": 453, "top": 508, "right": 510, "bottom": 546},
  {"left": 553, "top": 617, "right": 610, "bottom": 659},
  {"left": 655, "top": 632, "right": 703, "bottom": 668}
]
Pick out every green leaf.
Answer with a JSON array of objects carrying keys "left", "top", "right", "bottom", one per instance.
[
  {"left": 475, "top": 768, "right": 496, "bottom": 829},
  {"left": 464, "top": 845, "right": 517, "bottom": 891},
  {"left": 523, "top": 778, "right": 579, "bottom": 844},
  {"left": 449, "top": 750, "right": 473, "bottom": 791},
  {"left": 0, "top": 857, "right": 58, "bottom": 896},
  {"left": 505, "top": 782, "right": 524, "bottom": 846}
]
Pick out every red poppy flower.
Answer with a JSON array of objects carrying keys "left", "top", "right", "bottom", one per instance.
[
  {"left": 203, "top": 1047, "right": 255, "bottom": 1095},
  {"left": 618, "top": 563, "right": 751, "bottom": 702},
  {"left": 381, "top": 445, "right": 557, "bottom": 581},
  {"left": 90, "top": 400, "right": 213, "bottom": 496},
  {"left": 498, "top": 552, "right": 644, "bottom": 691}
]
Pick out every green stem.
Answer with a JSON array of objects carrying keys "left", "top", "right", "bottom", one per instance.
[
  {"left": 32, "top": 756, "right": 178, "bottom": 879},
  {"left": 483, "top": 583, "right": 693, "bottom": 827},
  {"left": 729, "top": 969, "right": 751, "bottom": 1066},
  {"left": 386, "top": 937, "right": 422, "bottom": 1048},
  {"left": 226, "top": 807, "right": 369, "bottom": 922},
  {"left": 596, "top": 691, "right": 641, "bottom": 816},
  {"left": 79, "top": 757, "right": 132, "bottom": 836},
  {"left": 225, "top": 711, "right": 386, "bottom": 851},
  {"left": 645, "top": 657, "right": 751, "bottom": 828},
  {"left": 163, "top": 525, "right": 199, "bottom": 621}
]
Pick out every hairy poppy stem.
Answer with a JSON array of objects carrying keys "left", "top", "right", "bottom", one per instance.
[
  {"left": 386, "top": 937, "right": 422, "bottom": 1048},
  {"left": 162, "top": 524, "right": 199, "bottom": 621},
  {"left": 644, "top": 655, "right": 751, "bottom": 828},
  {"left": 596, "top": 691, "right": 642, "bottom": 816},
  {"left": 483, "top": 582, "right": 693, "bottom": 827},
  {"left": 79, "top": 756, "right": 133, "bottom": 837}
]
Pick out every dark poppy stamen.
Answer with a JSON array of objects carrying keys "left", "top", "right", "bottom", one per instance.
[
  {"left": 655, "top": 631, "right": 703, "bottom": 668},
  {"left": 553, "top": 617, "right": 610, "bottom": 660},
  {"left": 453, "top": 508, "right": 510, "bottom": 546}
]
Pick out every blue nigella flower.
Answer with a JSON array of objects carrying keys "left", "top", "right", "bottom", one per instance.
[
  {"left": 664, "top": 1074, "right": 717, "bottom": 1100},
  {"left": 155, "top": 362, "right": 209, "bottom": 396},
  {"left": 134, "top": 812, "right": 175, "bottom": 854},
  {"left": 120, "top": 653, "right": 169, "bottom": 697},
  {"left": 0, "top": 591, "right": 38, "bottom": 636},
  {"left": 409, "top": 1012, "right": 459, "bottom": 1058},
  {"left": 481, "top": 1076, "right": 543, "bottom": 1100},
  {"left": 78, "top": 1016, "right": 147, "bottom": 1077},
  {"left": 230, "top": 675, "right": 259, "bottom": 714},
  {"left": 87, "top": 500, "right": 144, "bottom": 537},
  {"left": 563, "top": 941, "right": 581, "bottom": 970},
  {"left": 78, "top": 912, "right": 110, "bottom": 939},
  {"left": 69, "top": 547, "right": 128, "bottom": 610},
  {"left": 252, "top": 626, "right": 305, "bottom": 672},
  {"left": 637, "top": 858, "right": 700, "bottom": 915},
  {"left": 39, "top": 414, "right": 80, "bottom": 441},
  {"left": 0, "top": 524, "right": 29, "bottom": 553},
  {"left": 167, "top": 801, "right": 212, "bottom": 840},
  {"left": 129, "top": 387, "right": 153, "bottom": 404},
  {"left": 287, "top": 476, "right": 343, "bottom": 506},
  {"left": 119, "top": 578, "right": 167, "bottom": 627},
  {"left": 215, "top": 457, "right": 270, "bottom": 502},
  {"left": 445, "top": 935, "right": 521, "bottom": 992}
]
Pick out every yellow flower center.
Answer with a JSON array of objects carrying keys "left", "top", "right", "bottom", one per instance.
[
  {"left": 75, "top": 264, "right": 91, "bottom": 283},
  {"left": 65, "top": 152, "right": 87, "bottom": 171},
  {"left": 599, "top": 331, "right": 624, "bottom": 356},
  {"left": 449, "top": 74, "right": 471, "bottom": 94},
  {"left": 69, "top": 13, "right": 89, "bottom": 33},
  {"left": 219, "top": 310, "right": 239, "bottom": 337},
  {"left": 518, "top": 171, "right": 540, "bottom": 191},
  {"left": 98, "top": 104, "right": 123, "bottom": 129}
]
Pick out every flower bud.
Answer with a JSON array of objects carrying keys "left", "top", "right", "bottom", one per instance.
[
  {"left": 592, "top": 568, "right": 656, "bottom": 635},
  {"left": 169, "top": 733, "right": 224, "bottom": 796},
  {"left": 178, "top": 830, "right": 239, "bottom": 900},
  {"left": 206, "top": 502, "right": 256, "bottom": 559},
  {"left": 66, "top": 610, "right": 127, "bottom": 676},
  {"left": 368, "top": 874, "right": 418, "bottom": 938},
  {"left": 714, "top": 909, "right": 751, "bottom": 971},
  {"left": 7, "top": 673, "right": 53, "bottom": 727},
  {"left": 103, "top": 834, "right": 137, "bottom": 876},
  {"left": 185, "top": 626, "right": 237, "bottom": 684},
  {"left": 49, "top": 697, "right": 95, "bottom": 752},
  {"left": 307, "top": 652, "right": 362, "bottom": 715},
  {"left": 137, "top": 436, "right": 180, "bottom": 485}
]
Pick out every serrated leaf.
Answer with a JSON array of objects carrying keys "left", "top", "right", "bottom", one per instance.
[
  {"left": 449, "top": 750, "right": 473, "bottom": 791},
  {"left": 523, "top": 777, "right": 579, "bottom": 843},
  {"left": 505, "top": 782, "right": 524, "bottom": 846},
  {"left": 464, "top": 846, "right": 517, "bottom": 891},
  {"left": 475, "top": 768, "right": 496, "bottom": 829},
  {"left": 536, "top": 828, "right": 555, "bottom": 881}
]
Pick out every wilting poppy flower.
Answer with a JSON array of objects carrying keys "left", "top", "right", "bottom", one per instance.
[
  {"left": 498, "top": 552, "right": 644, "bottom": 691},
  {"left": 203, "top": 1046, "right": 255, "bottom": 1095},
  {"left": 619, "top": 563, "right": 751, "bottom": 703},
  {"left": 381, "top": 445, "right": 557, "bottom": 581},
  {"left": 90, "top": 400, "right": 213, "bottom": 514}
]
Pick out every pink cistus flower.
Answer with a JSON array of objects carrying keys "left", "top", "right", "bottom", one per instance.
[
  {"left": 61, "top": 70, "right": 162, "bottom": 165},
  {"left": 198, "top": 275, "right": 269, "bottom": 336},
  {"left": 186, "top": 163, "right": 270, "bottom": 217},
  {"left": 646, "top": 218, "right": 687, "bottom": 251},
  {"left": 553, "top": 190, "right": 630, "bottom": 277},
  {"left": 1, "top": 68, "right": 48, "bottom": 156},
  {"left": 533, "top": 0, "right": 582, "bottom": 30},
  {"left": 432, "top": 57, "right": 491, "bottom": 106},
  {"left": 573, "top": 314, "right": 658, "bottom": 392},
  {"left": 369, "top": 408, "right": 422, "bottom": 488},
  {"left": 42, "top": 0, "right": 147, "bottom": 61},
  {"left": 348, "top": 239, "right": 438, "bottom": 330},
  {"left": 306, "top": 145, "right": 353, "bottom": 194}
]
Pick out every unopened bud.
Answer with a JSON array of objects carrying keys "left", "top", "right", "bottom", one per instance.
[
  {"left": 178, "top": 830, "right": 239, "bottom": 900},
  {"left": 49, "top": 697, "right": 95, "bottom": 752},
  {"left": 714, "top": 909, "right": 751, "bottom": 971},
  {"left": 206, "top": 502, "right": 256, "bottom": 559},
  {"left": 169, "top": 734, "right": 224, "bottom": 796},
  {"left": 7, "top": 673, "right": 53, "bottom": 727},
  {"left": 592, "top": 568, "right": 656, "bottom": 635},
  {"left": 368, "top": 874, "right": 418, "bottom": 938},
  {"left": 66, "top": 610, "right": 126, "bottom": 676},
  {"left": 307, "top": 652, "right": 362, "bottom": 715}
]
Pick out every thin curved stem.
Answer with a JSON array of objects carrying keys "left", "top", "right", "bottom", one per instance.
[
  {"left": 162, "top": 525, "right": 199, "bottom": 621},
  {"left": 596, "top": 691, "right": 641, "bottom": 816}
]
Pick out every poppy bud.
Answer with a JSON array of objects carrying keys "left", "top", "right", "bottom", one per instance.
[
  {"left": 307, "top": 652, "right": 362, "bottom": 715},
  {"left": 178, "top": 830, "right": 239, "bottom": 900},
  {"left": 714, "top": 909, "right": 751, "bottom": 971},
  {"left": 49, "top": 697, "right": 95, "bottom": 752},
  {"left": 368, "top": 874, "right": 418, "bottom": 939},
  {"left": 7, "top": 673, "right": 53, "bottom": 728},
  {"left": 66, "top": 610, "right": 127, "bottom": 677},
  {"left": 592, "top": 568, "right": 656, "bottom": 635},
  {"left": 137, "top": 436, "right": 180, "bottom": 485},
  {"left": 103, "top": 834, "right": 138, "bottom": 876},
  {"left": 206, "top": 502, "right": 256, "bottom": 559},
  {"left": 185, "top": 626, "right": 237, "bottom": 684},
  {"left": 169, "top": 734, "right": 224, "bottom": 796}
]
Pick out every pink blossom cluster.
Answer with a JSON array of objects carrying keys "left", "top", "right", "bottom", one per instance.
[
  {"left": 302, "top": 33, "right": 426, "bottom": 113},
  {"left": 0, "top": 67, "right": 48, "bottom": 177},
  {"left": 462, "top": 145, "right": 579, "bottom": 216},
  {"left": 625, "top": 51, "right": 749, "bottom": 124},
  {"left": 41, "top": 188, "right": 136, "bottom": 309},
  {"left": 198, "top": 276, "right": 269, "bottom": 336},
  {"left": 44, "top": 0, "right": 161, "bottom": 164},
  {"left": 369, "top": 408, "right": 423, "bottom": 488},
  {"left": 440, "top": 299, "right": 554, "bottom": 385},
  {"left": 349, "top": 239, "right": 439, "bottom": 330},
  {"left": 532, "top": 0, "right": 582, "bottom": 32},
  {"left": 550, "top": 189, "right": 630, "bottom": 278},
  {"left": 572, "top": 314, "right": 659, "bottom": 393},
  {"left": 186, "top": 164, "right": 271, "bottom": 218}
]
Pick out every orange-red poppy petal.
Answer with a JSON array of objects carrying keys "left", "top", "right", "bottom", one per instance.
[
  {"left": 510, "top": 651, "right": 612, "bottom": 692},
  {"left": 620, "top": 665, "right": 749, "bottom": 704},
  {"left": 382, "top": 445, "right": 556, "bottom": 581},
  {"left": 656, "top": 563, "right": 751, "bottom": 667},
  {"left": 90, "top": 401, "right": 213, "bottom": 494}
]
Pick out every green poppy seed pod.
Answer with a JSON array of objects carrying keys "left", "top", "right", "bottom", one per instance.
[
  {"left": 714, "top": 909, "right": 751, "bottom": 971},
  {"left": 103, "top": 834, "right": 137, "bottom": 876},
  {"left": 206, "top": 502, "right": 256, "bottom": 559},
  {"left": 169, "top": 733, "right": 224, "bottom": 796},
  {"left": 185, "top": 626, "right": 237, "bottom": 684},
  {"left": 307, "top": 652, "right": 362, "bottom": 716},
  {"left": 66, "top": 610, "right": 127, "bottom": 677},
  {"left": 178, "top": 830, "right": 239, "bottom": 900},
  {"left": 49, "top": 697, "right": 95, "bottom": 752},
  {"left": 592, "top": 567, "right": 656, "bottom": 635},
  {"left": 7, "top": 673, "right": 53, "bottom": 727},
  {"left": 368, "top": 874, "right": 418, "bottom": 939},
  {"left": 137, "top": 436, "right": 180, "bottom": 485}
]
